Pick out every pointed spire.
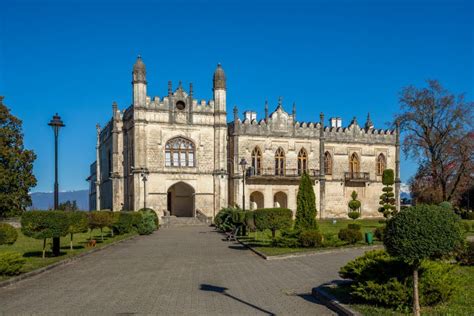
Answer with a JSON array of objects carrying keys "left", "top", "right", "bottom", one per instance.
[
  {"left": 178, "top": 80, "right": 183, "bottom": 90},
  {"left": 365, "top": 112, "right": 374, "bottom": 129},
  {"left": 132, "top": 55, "right": 146, "bottom": 83},
  {"left": 264, "top": 99, "right": 269, "bottom": 122},
  {"left": 276, "top": 96, "right": 283, "bottom": 110},
  {"left": 233, "top": 105, "right": 238, "bottom": 122},
  {"left": 213, "top": 63, "right": 226, "bottom": 90},
  {"left": 0, "top": 96, "right": 4, "bottom": 105},
  {"left": 292, "top": 102, "right": 296, "bottom": 117},
  {"left": 189, "top": 83, "right": 193, "bottom": 97},
  {"left": 168, "top": 81, "right": 172, "bottom": 96}
]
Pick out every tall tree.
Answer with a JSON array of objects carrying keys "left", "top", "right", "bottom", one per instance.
[
  {"left": 395, "top": 80, "right": 474, "bottom": 203},
  {"left": 0, "top": 97, "right": 37, "bottom": 217},
  {"left": 295, "top": 172, "right": 317, "bottom": 231}
]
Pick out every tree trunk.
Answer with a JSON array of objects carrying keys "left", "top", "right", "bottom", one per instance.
[
  {"left": 70, "top": 233, "right": 73, "bottom": 250},
  {"left": 42, "top": 238, "right": 46, "bottom": 259},
  {"left": 272, "top": 229, "right": 276, "bottom": 239},
  {"left": 100, "top": 228, "right": 104, "bottom": 241},
  {"left": 413, "top": 266, "right": 420, "bottom": 316}
]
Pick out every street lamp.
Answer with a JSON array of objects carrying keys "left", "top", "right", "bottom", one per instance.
[
  {"left": 140, "top": 169, "right": 149, "bottom": 210},
  {"left": 48, "top": 113, "right": 65, "bottom": 257},
  {"left": 239, "top": 158, "right": 248, "bottom": 212}
]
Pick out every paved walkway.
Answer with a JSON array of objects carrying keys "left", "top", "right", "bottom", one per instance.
[{"left": 0, "top": 226, "right": 369, "bottom": 315}]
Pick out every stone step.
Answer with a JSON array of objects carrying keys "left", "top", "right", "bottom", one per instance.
[{"left": 160, "top": 216, "right": 207, "bottom": 228}]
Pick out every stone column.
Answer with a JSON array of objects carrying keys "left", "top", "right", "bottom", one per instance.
[
  {"left": 95, "top": 124, "right": 101, "bottom": 210},
  {"left": 319, "top": 113, "right": 326, "bottom": 219}
]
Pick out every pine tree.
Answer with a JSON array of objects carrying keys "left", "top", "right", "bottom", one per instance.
[
  {"left": 295, "top": 172, "right": 317, "bottom": 231},
  {"left": 0, "top": 97, "right": 37, "bottom": 218},
  {"left": 378, "top": 169, "right": 396, "bottom": 218}
]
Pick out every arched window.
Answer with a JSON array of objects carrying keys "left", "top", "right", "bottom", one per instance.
[
  {"left": 275, "top": 147, "right": 285, "bottom": 176},
  {"left": 165, "top": 137, "right": 195, "bottom": 167},
  {"left": 251, "top": 147, "right": 262, "bottom": 175},
  {"left": 324, "top": 151, "right": 333, "bottom": 175},
  {"left": 297, "top": 148, "right": 308, "bottom": 175},
  {"left": 349, "top": 153, "right": 360, "bottom": 174},
  {"left": 377, "top": 153, "right": 386, "bottom": 175}
]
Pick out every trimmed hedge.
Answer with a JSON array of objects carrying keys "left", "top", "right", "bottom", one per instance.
[
  {"left": 112, "top": 212, "right": 143, "bottom": 235},
  {"left": 254, "top": 208, "right": 293, "bottom": 239},
  {"left": 137, "top": 210, "right": 157, "bottom": 235},
  {"left": 138, "top": 208, "right": 159, "bottom": 228},
  {"left": 21, "top": 211, "right": 70, "bottom": 258},
  {"left": 338, "top": 228, "right": 363, "bottom": 244},
  {"left": 298, "top": 230, "right": 323, "bottom": 248},
  {"left": 66, "top": 211, "right": 88, "bottom": 250},
  {"left": 0, "top": 251, "right": 26, "bottom": 275},
  {"left": 87, "top": 211, "right": 114, "bottom": 241},
  {"left": 0, "top": 223, "right": 18, "bottom": 245}
]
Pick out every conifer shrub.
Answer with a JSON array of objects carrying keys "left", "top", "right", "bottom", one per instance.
[
  {"left": 298, "top": 230, "right": 323, "bottom": 248},
  {"left": 295, "top": 172, "right": 317, "bottom": 231},
  {"left": 0, "top": 251, "right": 26, "bottom": 275},
  {"left": 254, "top": 208, "right": 292, "bottom": 239},
  {"left": 21, "top": 211, "right": 69, "bottom": 258},
  {"left": 0, "top": 223, "right": 18, "bottom": 245}
]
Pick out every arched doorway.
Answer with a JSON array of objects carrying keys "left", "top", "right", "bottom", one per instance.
[
  {"left": 274, "top": 191, "right": 288, "bottom": 208},
  {"left": 167, "top": 182, "right": 195, "bottom": 217},
  {"left": 250, "top": 191, "right": 264, "bottom": 209}
]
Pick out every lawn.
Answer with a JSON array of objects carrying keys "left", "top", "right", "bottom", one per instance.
[
  {"left": 0, "top": 228, "right": 137, "bottom": 281},
  {"left": 238, "top": 219, "right": 474, "bottom": 257},
  {"left": 324, "top": 265, "right": 474, "bottom": 316},
  {"left": 239, "top": 219, "right": 385, "bottom": 256}
]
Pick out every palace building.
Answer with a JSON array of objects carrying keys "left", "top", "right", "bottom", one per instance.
[{"left": 88, "top": 57, "right": 400, "bottom": 219}]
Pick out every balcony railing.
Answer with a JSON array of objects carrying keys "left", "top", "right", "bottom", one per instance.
[
  {"left": 344, "top": 172, "right": 370, "bottom": 181},
  {"left": 246, "top": 168, "right": 319, "bottom": 178}
]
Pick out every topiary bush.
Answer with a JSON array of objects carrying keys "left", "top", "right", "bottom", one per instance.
[
  {"left": 339, "top": 250, "right": 459, "bottom": 311},
  {"left": 298, "top": 230, "right": 323, "bottom": 248},
  {"left": 136, "top": 210, "right": 157, "bottom": 235},
  {"left": 0, "top": 251, "right": 26, "bottom": 275},
  {"left": 348, "top": 211, "right": 360, "bottom": 220},
  {"left": 0, "top": 223, "right": 18, "bottom": 245},
  {"left": 348, "top": 191, "right": 361, "bottom": 220},
  {"left": 88, "top": 211, "right": 114, "bottom": 241},
  {"left": 112, "top": 212, "right": 142, "bottom": 235},
  {"left": 21, "top": 211, "right": 69, "bottom": 258},
  {"left": 66, "top": 211, "right": 88, "bottom": 250},
  {"left": 338, "top": 228, "right": 363, "bottom": 244},
  {"left": 254, "top": 208, "right": 293, "bottom": 239},
  {"left": 384, "top": 205, "right": 464, "bottom": 315},
  {"left": 378, "top": 169, "right": 397, "bottom": 218}
]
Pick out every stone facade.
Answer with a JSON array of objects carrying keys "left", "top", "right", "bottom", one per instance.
[{"left": 89, "top": 57, "right": 400, "bottom": 219}]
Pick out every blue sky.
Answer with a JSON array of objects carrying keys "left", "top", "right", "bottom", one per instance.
[{"left": 1, "top": 0, "right": 472, "bottom": 192}]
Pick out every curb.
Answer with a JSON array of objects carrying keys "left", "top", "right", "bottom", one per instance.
[
  {"left": 236, "top": 238, "right": 381, "bottom": 260},
  {"left": 0, "top": 233, "right": 140, "bottom": 289},
  {"left": 312, "top": 283, "right": 361, "bottom": 316}
]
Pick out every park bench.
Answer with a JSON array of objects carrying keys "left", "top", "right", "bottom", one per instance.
[{"left": 225, "top": 226, "right": 239, "bottom": 241}]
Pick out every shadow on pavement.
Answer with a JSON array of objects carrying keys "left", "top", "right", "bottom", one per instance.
[{"left": 200, "top": 283, "right": 275, "bottom": 315}]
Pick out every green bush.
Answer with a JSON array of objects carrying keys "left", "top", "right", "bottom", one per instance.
[
  {"left": 254, "top": 208, "right": 293, "bottom": 239},
  {"left": 244, "top": 211, "right": 256, "bottom": 232},
  {"left": 0, "top": 251, "right": 26, "bottom": 275},
  {"left": 374, "top": 226, "right": 385, "bottom": 241},
  {"left": 214, "top": 208, "right": 236, "bottom": 232},
  {"left": 379, "top": 169, "right": 396, "bottom": 218},
  {"left": 338, "top": 228, "right": 362, "bottom": 244},
  {"left": 137, "top": 210, "right": 157, "bottom": 235},
  {"left": 339, "top": 250, "right": 459, "bottom": 311},
  {"left": 138, "top": 208, "right": 159, "bottom": 228},
  {"left": 65, "top": 211, "right": 88, "bottom": 250},
  {"left": 0, "top": 223, "right": 18, "bottom": 245},
  {"left": 382, "top": 169, "right": 395, "bottom": 185},
  {"left": 347, "top": 223, "right": 361, "bottom": 231},
  {"left": 295, "top": 172, "right": 317, "bottom": 231},
  {"left": 272, "top": 233, "right": 300, "bottom": 248},
  {"left": 348, "top": 211, "right": 360, "bottom": 220},
  {"left": 467, "top": 212, "right": 474, "bottom": 220},
  {"left": 21, "top": 211, "right": 69, "bottom": 258},
  {"left": 298, "top": 230, "right": 323, "bottom": 248},
  {"left": 455, "top": 240, "right": 474, "bottom": 266},
  {"left": 88, "top": 211, "right": 114, "bottom": 241},
  {"left": 232, "top": 210, "right": 246, "bottom": 225},
  {"left": 461, "top": 221, "right": 471, "bottom": 233},
  {"left": 438, "top": 201, "right": 453, "bottom": 210},
  {"left": 112, "top": 212, "right": 142, "bottom": 235}
]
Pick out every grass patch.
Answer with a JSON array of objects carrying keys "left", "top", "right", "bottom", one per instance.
[
  {"left": 325, "top": 265, "right": 474, "bottom": 316},
  {"left": 239, "top": 219, "right": 385, "bottom": 256},
  {"left": 0, "top": 228, "right": 136, "bottom": 281}
]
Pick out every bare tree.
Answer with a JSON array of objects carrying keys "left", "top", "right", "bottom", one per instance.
[{"left": 396, "top": 80, "right": 473, "bottom": 203}]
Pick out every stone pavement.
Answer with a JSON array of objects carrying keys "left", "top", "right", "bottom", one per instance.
[{"left": 0, "top": 226, "right": 369, "bottom": 315}]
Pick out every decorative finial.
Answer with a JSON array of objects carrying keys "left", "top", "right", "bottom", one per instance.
[
  {"left": 112, "top": 101, "right": 117, "bottom": 109},
  {"left": 365, "top": 112, "right": 374, "bottom": 129},
  {"left": 178, "top": 80, "right": 183, "bottom": 90},
  {"left": 265, "top": 99, "right": 269, "bottom": 121},
  {"left": 233, "top": 105, "right": 238, "bottom": 122},
  {"left": 168, "top": 81, "right": 172, "bottom": 96},
  {"left": 137, "top": 54, "right": 141, "bottom": 59},
  {"left": 0, "top": 96, "right": 4, "bottom": 105},
  {"left": 292, "top": 102, "right": 296, "bottom": 116},
  {"left": 278, "top": 96, "right": 282, "bottom": 108},
  {"left": 189, "top": 83, "right": 193, "bottom": 96},
  {"left": 320, "top": 112, "right": 324, "bottom": 121}
]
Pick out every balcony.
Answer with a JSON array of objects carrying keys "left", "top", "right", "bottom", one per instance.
[
  {"left": 245, "top": 168, "right": 319, "bottom": 184},
  {"left": 344, "top": 172, "right": 370, "bottom": 182}
]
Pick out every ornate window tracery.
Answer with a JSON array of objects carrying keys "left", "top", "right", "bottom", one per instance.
[
  {"left": 349, "top": 153, "right": 360, "bottom": 174},
  {"left": 165, "top": 137, "right": 195, "bottom": 167},
  {"left": 251, "top": 147, "right": 262, "bottom": 175},
  {"left": 297, "top": 148, "right": 308, "bottom": 175},
  {"left": 377, "top": 153, "right": 386, "bottom": 175},
  {"left": 275, "top": 147, "right": 285, "bottom": 175},
  {"left": 324, "top": 151, "right": 333, "bottom": 175}
]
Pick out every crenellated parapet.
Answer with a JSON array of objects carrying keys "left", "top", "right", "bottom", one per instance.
[{"left": 230, "top": 99, "right": 396, "bottom": 145}]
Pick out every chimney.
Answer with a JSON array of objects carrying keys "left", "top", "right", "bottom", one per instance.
[{"left": 244, "top": 111, "right": 257, "bottom": 122}]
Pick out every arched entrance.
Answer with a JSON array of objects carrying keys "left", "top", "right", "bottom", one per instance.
[
  {"left": 167, "top": 182, "right": 195, "bottom": 217},
  {"left": 274, "top": 191, "right": 288, "bottom": 208},
  {"left": 250, "top": 191, "right": 264, "bottom": 209}
]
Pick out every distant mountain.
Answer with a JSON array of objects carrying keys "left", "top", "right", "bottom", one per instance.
[{"left": 29, "top": 190, "right": 89, "bottom": 211}]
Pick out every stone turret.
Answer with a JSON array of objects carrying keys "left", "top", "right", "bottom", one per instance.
[
  {"left": 213, "top": 63, "right": 226, "bottom": 91},
  {"left": 213, "top": 63, "right": 226, "bottom": 114},
  {"left": 132, "top": 55, "right": 147, "bottom": 107}
]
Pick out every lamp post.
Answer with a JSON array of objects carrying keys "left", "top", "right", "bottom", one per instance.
[
  {"left": 48, "top": 113, "right": 65, "bottom": 257},
  {"left": 239, "top": 158, "right": 248, "bottom": 212},
  {"left": 140, "top": 168, "right": 149, "bottom": 210}
]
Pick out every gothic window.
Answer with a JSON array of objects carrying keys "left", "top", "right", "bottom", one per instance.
[
  {"left": 297, "top": 148, "right": 308, "bottom": 175},
  {"left": 165, "top": 137, "right": 195, "bottom": 167},
  {"left": 275, "top": 147, "right": 285, "bottom": 176},
  {"left": 349, "top": 153, "right": 360, "bottom": 174},
  {"left": 324, "top": 151, "right": 333, "bottom": 175},
  {"left": 377, "top": 153, "right": 386, "bottom": 175},
  {"left": 251, "top": 147, "right": 262, "bottom": 175},
  {"left": 107, "top": 150, "right": 112, "bottom": 176}
]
